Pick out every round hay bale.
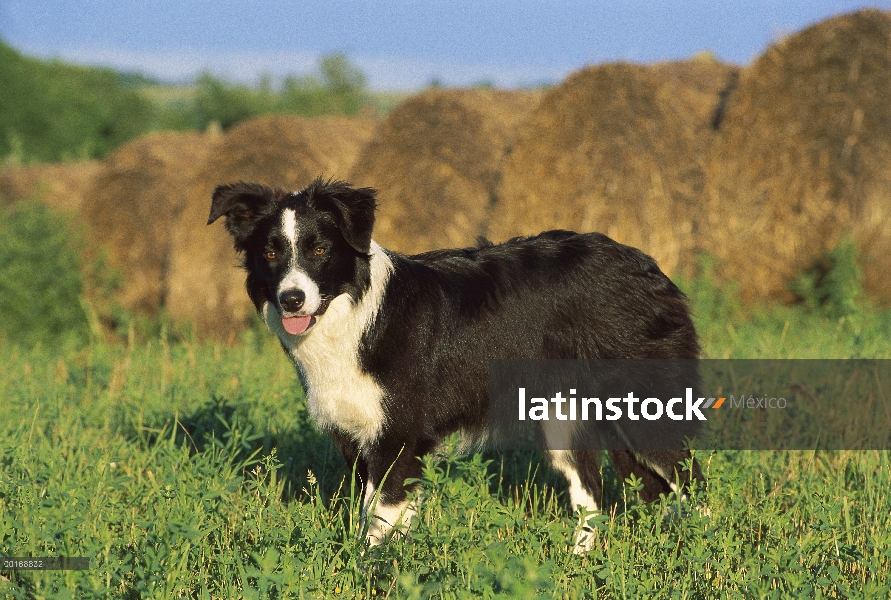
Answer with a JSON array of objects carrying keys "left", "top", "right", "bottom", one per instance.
[
  {"left": 700, "top": 9, "right": 891, "bottom": 302},
  {"left": 0, "top": 160, "right": 102, "bottom": 211},
  {"left": 348, "top": 88, "right": 541, "bottom": 254},
  {"left": 651, "top": 54, "right": 741, "bottom": 132},
  {"left": 489, "top": 63, "right": 705, "bottom": 278},
  {"left": 167, "top": 114, "right": 378, "bottom": 340},
  {"left": 79, "top": 130, "right": 221, "bottom": 315}
]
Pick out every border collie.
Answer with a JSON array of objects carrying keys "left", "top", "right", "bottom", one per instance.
[{"left": 208, "top": 177, "right": 703, "bottom": 553}]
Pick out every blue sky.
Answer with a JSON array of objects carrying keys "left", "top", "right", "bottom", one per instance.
[{"left": 1, "top": 1, "right": 887, "bottom": 90}]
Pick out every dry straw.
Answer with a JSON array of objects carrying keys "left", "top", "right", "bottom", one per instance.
[
  {"left": 490, "top": 60, "right": 734, "bottom": 278},
  {"left": 700, "top": 9, "right": 891, "bottom": 302},
  {"left": 651, "top": 54, "right": 739, "bottom": 132},
  {"left": 167, "top": 115, "right": 378, "bottom": 340},
  {"left": 80, "top": 130, "right": 221, "bottom": 315},
  {"left": 349, "top": 88, "right": 540, "bottom": 254},
  {"left": 0, "top": 160, "right": 102, "bottom": 212}
]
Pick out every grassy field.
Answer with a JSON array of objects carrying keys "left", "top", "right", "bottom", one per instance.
[{"left": 1, "top": 278, "right": 891, "bottom": 598}]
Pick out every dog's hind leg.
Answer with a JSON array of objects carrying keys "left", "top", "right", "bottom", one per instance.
[
  {"left": 548, "top": 449, "right": 602, "bottom": 554},
  {"left": 611, "top": 449, "right": 704, "bottom": 503},
  {"left": 609, "top": 449, "right": 673, "bottom": 502}
]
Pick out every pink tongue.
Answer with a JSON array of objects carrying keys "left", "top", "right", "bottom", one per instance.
[{"left": 282, "top": 316, "right": 312, "bottom": 335}]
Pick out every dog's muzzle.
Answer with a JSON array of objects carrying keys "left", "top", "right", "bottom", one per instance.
[{"left": 278, "top": 295, "right": 332, "bottom": 336}]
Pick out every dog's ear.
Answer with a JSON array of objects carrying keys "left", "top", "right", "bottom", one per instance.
[
  {"left": 312, "top": 180, "right": 377, "bottom": 254},
  {"left": 208, "top": 182, "right": 277, "bottom": 251},
  {"left": 331, "top": 187, "right": 377, "bottom": 254}
]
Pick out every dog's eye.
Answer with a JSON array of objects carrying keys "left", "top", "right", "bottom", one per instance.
[
  {"left": 314, "top": 247, "right": 326, "bottom": 256},
  {"left": 265, "top": 251, "right": 276, "bottom": 260}
]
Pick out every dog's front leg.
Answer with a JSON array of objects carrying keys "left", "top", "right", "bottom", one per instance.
[
  {"left": 360, "top": 440, "right": 426, "bottom": 546},
  {"left": 330, "top": 430, "right": 368, "bottom": 496}
]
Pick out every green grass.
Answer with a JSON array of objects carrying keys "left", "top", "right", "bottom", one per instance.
[{"left": 2, "top": 276, "right": 891, "bottom": 597}]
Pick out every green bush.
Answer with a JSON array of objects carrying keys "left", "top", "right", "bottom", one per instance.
[
  {"left": 0, "top": 201, "right": 92, "bottom": 346},
  {"left": 1, "top": 40, "right": 372, "bottom": 163},
  {"left": 679, "top": 245, "right": 891, "bottom": 359},
  {"left": 791, "top": 237, "right": 865, "bottom": 319},
  {"left": 191, "top": 72, "right": 275, "bottom": 130},
  {"left": 0, "top": 39, "right": 155, "bottom": 163},
  {"left": 190, "top": 53, "right": 370, "bottom": 130}
]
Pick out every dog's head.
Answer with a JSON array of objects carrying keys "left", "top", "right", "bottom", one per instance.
[{"left": 208, "top": 177, "right": 377, "bottom": 335}]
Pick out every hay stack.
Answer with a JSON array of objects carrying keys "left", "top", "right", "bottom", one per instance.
[
  {"left": 701, "top": 9, "right": 891, "bottom": 302},
  {"left": 489, "top": 63, "right": 706, "bottom": 278},
  {"left": 167, "top": 115, "right": 378, "bottom": 339},
  {"left": 651, "top": 54, "right": 740, "bottom": 131},
  {"left": 348, "top": 88, "right": 540, "bottom": 254},
  {"left": 79, "top": 130, "right": 221, "bottom": 315},
  {"left": 0, "top": 160, "right": 102, "bottom": 211}
]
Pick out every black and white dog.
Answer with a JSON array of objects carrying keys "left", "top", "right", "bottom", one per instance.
[{"left": 208, "top": 177, "right": 703, "bottom": 552}]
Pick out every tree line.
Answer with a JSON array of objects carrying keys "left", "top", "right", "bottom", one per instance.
[{"left": 0, "top": 39, "right": 369, "bottom": 164}]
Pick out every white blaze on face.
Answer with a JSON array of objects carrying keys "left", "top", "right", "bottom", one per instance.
[
  {"left": 283, "top": 208, "right": 298, "bottom": 255},
  {"left": 278, "top": 208, "right": 322, "bottom": 315}
]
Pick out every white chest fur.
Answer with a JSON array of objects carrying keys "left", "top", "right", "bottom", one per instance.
[{"left": 263, "top": 242, "right": 393, "bottom": 448}]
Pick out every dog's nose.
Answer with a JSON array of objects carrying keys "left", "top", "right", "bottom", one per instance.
[{"left": 279, "top": 290, "right": 305, "bottom": 313}]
